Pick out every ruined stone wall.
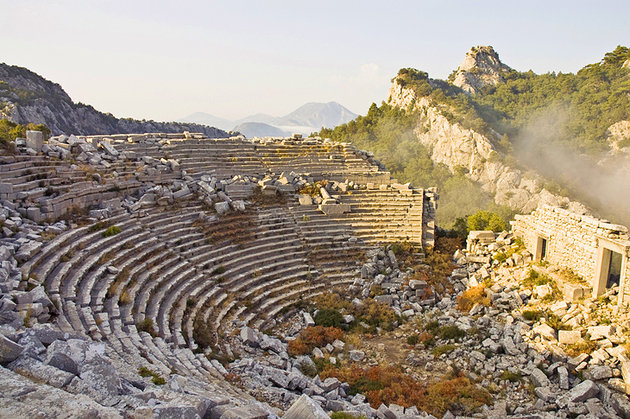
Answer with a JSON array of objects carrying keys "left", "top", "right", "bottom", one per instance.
[{"left": 512, "top": 206, "right": 630, "bottom": 305}]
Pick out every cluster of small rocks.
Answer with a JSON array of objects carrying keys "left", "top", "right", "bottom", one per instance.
[{"left": 350, "top": 246, "right": 439, "bottom": 319}]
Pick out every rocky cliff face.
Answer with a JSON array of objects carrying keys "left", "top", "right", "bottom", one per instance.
[
  {"left": 607, "top": 120, "right": 630, "bottom": 153},
  {"left": 0, "top": 63, "right": 229, "bottom": 137},
  {"left": 452, "top": 46, "right": 513, "bottom": 94},
  {"left": 387, "top": 77, "right": 589, "bottom": 215}
]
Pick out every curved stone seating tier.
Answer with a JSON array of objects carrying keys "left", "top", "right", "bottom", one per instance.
[
  {"left": 328, "top": 188, "right": 428, "bottom": 244},
  {"left": 7, "top": 133, "right": 438, "bottom": 405},
  {"left": 115, "top": 136, "right": 383, "bottom": 183}
]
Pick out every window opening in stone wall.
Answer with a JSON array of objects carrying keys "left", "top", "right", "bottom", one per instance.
[
  {"left": 606, "top": 249, "right": 622, "bottom": 288},
  {"left": 536, "top": 237, "right": 547, "bottom": 261}
]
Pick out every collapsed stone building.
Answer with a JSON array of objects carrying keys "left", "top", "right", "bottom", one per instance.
[{"left": 513, "top": 206, "right": 630, "bottom": 307}]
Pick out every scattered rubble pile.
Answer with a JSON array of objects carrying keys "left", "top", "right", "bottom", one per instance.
[{"left": 442, "top": 230, "right": 630, "bottom": 417}]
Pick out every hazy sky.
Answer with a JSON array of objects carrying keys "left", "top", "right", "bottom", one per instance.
[{"left": 2, "top": 1, "right": 628, "bottom": 121}]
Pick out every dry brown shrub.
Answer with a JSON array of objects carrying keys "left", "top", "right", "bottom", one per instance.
[{"left": 457, "top": 286, "right": 490, "bottom": 313}]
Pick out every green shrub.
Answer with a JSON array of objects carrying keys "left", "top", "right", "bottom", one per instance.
[
  {"left": 88, "top": 221, "right": 110, "bottom": 232},
  {"left": 313, "top": 308, "right": 343, "bottom": 328},
  {"left": 522, "top": 310, "right": 543, "bottom": 322},
  {"left": 210, "top": 265, "right": 226, "bottom": 276},
  {"left": 407, "top": 334, "right": 419, "bottom": 345},
  {"left": 152, "top": 375, "right": 166, "bottom": 385},
  {"left": 437, "top": 325, "right": 466, "bottom": 341},
  {"left": 522, "top": 269, "right": 552, "bottom": 288},
  {"left": 137, "top": 318, "right": 157, "bottom": 337},
  {"left": 500, "top": 370, "right": 522, "bottom": 382},
  {"left": 102, "top": 225, "right": 122, "bottom": 237},
  {"left": 432, "top": 344, "right": 456, "bottom": 357},
  {"left": 467, "top": 210, "right": 506, "bottom": 232},
  {"left": 138, "top": 366, "right": 166, "bottom": 385}
]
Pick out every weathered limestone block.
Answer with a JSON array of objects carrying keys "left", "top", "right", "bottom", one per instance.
[
  {"left": 318, "top": 203, "right": 350, "bottom": 216},
  {"left": 529, "top": 368, "right": 551, "bottom": 387},
  {"left": 298, "top": 195, "right": 313, "bottom": 206},
  {"left": 558, "top": 330, "right": 581, "bottom": 345},
  {"left": 283, "top": 394, "right": 329, "bottom": 419},
  {"left": 564, "top": 283, "right": 587, "bottom": 301},
  {"left": 26, "top": 130, "right": 43, "bottom": 151},
  {"left": 215, "top": 202, "right": 230, "bottom": 215},
  {"left": 8, "top": 356, "right": 75, "bottom": 388},
  {"left": 568, "top": 379, "right": 599, "bottom": 402},
  {"left": 533, "top": 323, "right": 557, "bottom": 341},
  {"left": 588, "top": 325, "right": 615, "bottom": 340}
]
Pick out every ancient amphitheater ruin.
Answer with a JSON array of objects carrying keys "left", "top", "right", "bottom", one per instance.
[
  {"left": 0, "top": 131, "right": 442, "bottom": 417},
  {"left": 2, "top": 130, "right": 630, "bottom": 418}
]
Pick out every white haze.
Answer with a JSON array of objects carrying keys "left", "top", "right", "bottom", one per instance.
[{"left": 511, "top": 106, "right": 630, "bottom": 226}]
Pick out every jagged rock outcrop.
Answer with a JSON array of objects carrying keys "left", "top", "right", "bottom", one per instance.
[
  {"left": 451, "top": 46, "right": 513, "bottom": 94},
  {"left": 387, "top": 77, "right": 588, "bottom": 215},
  {"left": 0, "top": 63, "right": 230, "bottom": 137}
]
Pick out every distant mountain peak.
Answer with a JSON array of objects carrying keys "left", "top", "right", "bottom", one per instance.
[{"left": 452, "top": 45, "right": 513, "bottom": 94}]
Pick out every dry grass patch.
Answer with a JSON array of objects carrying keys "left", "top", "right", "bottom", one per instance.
[
  {"left": 321, "top": 365, "right": 491, "bottom": 417},
  {"left": 457, "top": 286, "right": 490, "bottom": 313}
]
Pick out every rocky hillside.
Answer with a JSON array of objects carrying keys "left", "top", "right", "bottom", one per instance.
[
  {"left": 386, "top": 73, "right": 588, "bottom": 215},
  {"left": 324, "top": 45, "right": 630, "bottom": 226},
  {"left": 0, "top": 63, "right": 229, "bottom": 137}
]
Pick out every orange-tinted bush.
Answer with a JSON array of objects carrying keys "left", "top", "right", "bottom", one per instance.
[
  {"left": 457, "top": 286, "right": 490, "bottom": 313},
  {"left": 424, "top": 376, "right": 492, "bottom": 416},
  {"left": 322, "top": 366, "right": 491, "bottom": 417},
  {"left": 287, "top": 326, "right": 344, "bottom": 355},
  {"left": 354, "top": 298, "right": 397, "bottom": 330}
]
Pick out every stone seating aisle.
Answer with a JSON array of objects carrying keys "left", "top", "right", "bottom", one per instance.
[{"left": 336, "top": 188, "right": 425, "bottom": 243}]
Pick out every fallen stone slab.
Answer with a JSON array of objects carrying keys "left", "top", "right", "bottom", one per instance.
[
  {"left": 530, "top": 368, "right": 551, "bottom": 388},
  {"left": 558, "top": 330, "right": 581, "bottom": 345},
  {"left": 569, "top": 379, "right": 599, "bottom": 402},
  {"left": 283, "top": 394, "right": 328, "bottom": 419},
  {"left": 533, "top": 323, "right": 556, "bottom": 341},
  {"left": 0, "top": 365, "right": 121, "bottom": 418},
  {"left": 215, "top": 201, "right": 230, "bottom": 215},
  {"left": 349, "top": 350, "right": 365, "bottom": 362},
  {"left": 8, "top": 356, "right": 75, "bottom": 388},
  {"left": 587, "top": 365, "right": 613, "bottom": 381},
  {"left": 0, "top": 334, "right": 23, "bottom": 364},
  {"left": 240, "top": 327, "right": 259, "bottom": 347}
]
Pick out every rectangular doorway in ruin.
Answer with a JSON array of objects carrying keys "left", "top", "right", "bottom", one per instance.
[
  {"left": 604, "top": 249, "right": 622, "bottom": 288},
  {"left": 594, "top": 241, "right": 627, "bottom": 300},
  {"left": 535, "top": 236, "right": 548, "bottom": 261}
]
